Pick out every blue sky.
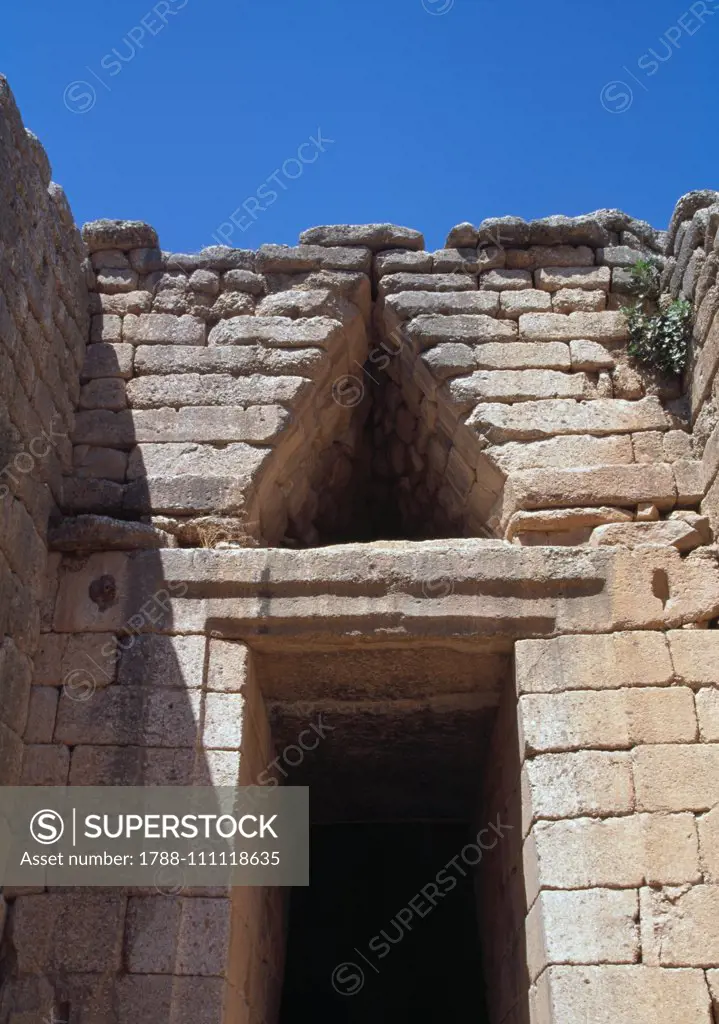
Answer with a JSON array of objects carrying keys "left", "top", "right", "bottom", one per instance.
[{"left": 2, "top": 0, "right": 718, "bottom": 252}]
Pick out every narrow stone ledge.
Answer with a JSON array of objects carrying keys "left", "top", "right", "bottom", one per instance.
[{"left": 48, "top": 515, "right": 177, "bottom": 552}]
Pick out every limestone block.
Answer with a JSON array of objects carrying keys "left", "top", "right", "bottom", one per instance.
[
  {"left": 519, "top": 311, "right": 627, "bottom": 342},
  {"left": 507, "top": 507, "right": 632, "bottom": 541},
  {"left": 0, "top": 637, "right": 33, "bottom": 735},
  {"left": 374, "top": 250, "right": 432, "bottom": 275},
  {"left": 449, "top": 369, "right": 586, "bottom": 407},
  {"left": 123, "top": 313, "right": 206, "bottom": 345},
  {"left": 532, "top": 965, "right": 712, "bottom": 1024},
  {"left": 499, "top": 289, "right": 552, "bottom": 318},
  {"left": 118, "top": 635, "right": 206, "bottom": 688},
  {"left": 519, "top": 688, "right": 696, "bottom": 754},
  {"left": 407, "top": 313, "right": 517, "bottom": 348},
  {"left": 20, "top": 744, "right": 69, "bottom": 785},
  {"left": 527, "top": 813, "right": 700, "bottom": 892},
  {"left": 526, "top": 889, "right": 639, "bottom": 981},
  {"left": 522, "top": 751, "right": 634, "bottom": 829},
  {"left": 299, "top": 223, "right": 424, "bottom": 250},
  {"left": 480, "top": 269, "right": 533, "bottom": 291},
  {"left": 221, "top": 269, "right": 265, "bottom": 294},
  {"left": 69, "top": 745, "right": 194, "bottom": 785},
  {"left": 73, "top": 445, "right": 128, "bottom": 483},
  {"left": 126, "top": 374, "right": 307, "bottom": 408},
  {"left": 130, "top": 406, "right": 290, "bottom": 444},
  {"left": 125, "top": 896, "right": 231, "bottom": 976},
  {"left": 506, "top": 244, "right": 595, "bottom": 269},
  {"left": 696, "top": 689, "right": 719, "bottom": 741},
  {"left": 421, "top": 343, "right": 476, "bottom": 378},
  {"left": 640, "top": 885, "right": 719, "bottom": 967},
  {"left": 535, "top": 266, "right": 611, "bottom": 292},
  {"left": 467, "top": 396, "right": 668, "bottom": 442},
  {"left": 203, "top": 693, "right": 247, "bottom": 749},
  {"left": 0, "top": 719, "right": 23, "bottom": 784},
  {"left": 23, "top": 686, "right": 58, "bottom": 743},
  {"left": 79, "top": 377, "right": 127, "bottom": 411},
  {"left": 569, "top": 339, "right": 615, "bottom": 370},
  {"left": 668, "top": 630, "right": 719, "bottom": 684},
  {"left": 55, "top": 685, "right": 202, "bottom": 746},
  {"left": 597, "top": 245, "right": 648, "bottom": 267},
  {"left": 490, "top": 434, "right": 633, "bottom": 473},
  {"left": 384, "top": 289, "right": 499, "bottom": 319},
  {"left": 633, "top": 744, "right": 719, "bottom": 811},
  {"left": 83, "top": 219, "right": 158, "bottom": 253},
  {"left": 134, "top": 344, "right": 325, "bottom": 378},
  {"left": 431, "top": 248, "right": 479, "bottom": 273},
  {"left": 632, "top": 431, "right": 664, "bottom": 464},
  {"left": 89, "top": 315, "right": 122, "bottom": 345},
  {"left": 207, "top": 315, "right": 341, "bottom": 348},
  {"left": 552, "top": 288, "right": 607, "bottom": 313},
  {"left": 73, "top": 409, "right": 136, "bottom": 447},
  {"left": 12, "top": 893, "right": 126, "bottom": 972},
  {"left": 515, "top": 632, "right": 673, "bottom": 693},
  {"left": 589, "top": 519, "right": 703, "bottom": 552},
  {"left": 257, "top": 288, "right": 352, "bottom": 321},
  {"left": 378, "top": 272, "right": 477, "bottom": 295},
  {"left": 673, "top": 459, "right": 704, "bottom": 503},
  {"left": 508, "top": 463, "right": 676, "bottom": 511},
  {"left": 474, "top": 341, "right": 570, "bottom": 371}
]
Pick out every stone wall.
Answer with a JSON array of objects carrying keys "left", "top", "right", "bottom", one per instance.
[{"left": 0, "top": 75, "right": 88, "bottom": 788}]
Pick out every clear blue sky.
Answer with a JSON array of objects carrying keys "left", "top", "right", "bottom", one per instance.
[{"left": 2, "top": 0, "right": 718, "bottom": 252}]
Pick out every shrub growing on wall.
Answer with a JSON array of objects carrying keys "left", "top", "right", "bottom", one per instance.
[{"left": 623, "top": 259, "right": 692, "bottom": 376}]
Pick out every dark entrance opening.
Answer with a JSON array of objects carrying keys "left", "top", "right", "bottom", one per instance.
[{"left": 279, "top": 821, "right": 488, "bottom": 1023}]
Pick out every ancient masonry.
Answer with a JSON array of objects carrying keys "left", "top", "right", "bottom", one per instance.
[{"left": 2, "top": 69, "right": 719, "bottom": 1024}]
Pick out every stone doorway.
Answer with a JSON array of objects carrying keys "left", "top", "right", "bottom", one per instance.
[{"left": 253, "top": 640, "right": 518, "bottom": 1024}]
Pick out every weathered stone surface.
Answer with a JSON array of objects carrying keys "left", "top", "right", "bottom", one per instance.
[
  {"left": 468, "top": 397, "right": 669, "bottom": 441},
  {"left": 299, "top": 223, "right": 424, "bottom": 251},
  {"left": 553, "top": 288, "right": 607, "bottom": 314},
  {"left": 379, "top": 272, "right": 477, "bottom": 295},
  {"left": 445, "top": 222, "right": 479, "bottom": 248},
  {"left": 527, "top": 889, "right": 639, "bottom": 980},
  {"left": 478, "top": 216, "right": 530, "bottom": 248},
  {"left": 126, "top": 373, "right": 308, "bottom": 408},
  {"left": 668, "top": 629, "right": 719, "bottom": 684},
  {"left": 449, "top": 369, "right": 587, "bottom": 407},
  {"left": 508, "top": 464, "right": 676, "bottom": 511},
  {"left": 536, "top": 266, "right": 611, "bottom": 292},
  {"left": 519, "top": 311, "right": 628, "bottom": 342},
  {"left": 208, "top": 315, "right": 342, "bottom": 348},
  {"left": 123, "top": 313, "right": 206, "bottom": 346},
  {"left": 534, "top": 965, "right": 712, "bottom": 1024},
  {"left": 83, "top": 219, "right": 158, "bottom": 253},
  {"left": 499, "top": 289, "right": 552, "bottom": 318},
  {"left": 81, "top": 343, "right": 134, "bottom": 381},
  {"left": 431, "top": 248, "right": 480, "bottom": 274},
  {"left": 569, "top": 339, "right": 614, "bottom": 370},
  {"left": 131, "top": 405, "right": 290, "bottom": 444},
  {"left": 374, "top": 250, "right": 433, "bottom": 275},
  {"left": 407, "top": 314, "right": 516, "bottom": 347},
  {"left": 13, "top": 894, "right": 126, "bottom": 971},
  {"left": 480, "top": 268, "right": 532, "bottom": 291},
  {"left": 520, "top": 687, "right": 696, "bottom": 753},
  {"left": 634, "top": 744, "right": 719, "bottom": 811},
  {"left": 256, "top": 243, "right": 371, "bottom": 274},
  {"left": 523, "top": 751, "right": 634, "bottom": 825},
  {"left": 507, "top": 245, "right": 595, "bottom": 269},
  {"left": 257, "top": 288, "right": 353, "bottom": 321},
  {"left": 48, "top": 515, "right": 177, "bottom": 552},
  {"left": 474, "top": 342, "right": 570, "bottom": 371},
  {"left": 384, "top": 289, "right": 499, "bottom": 319},
  {"left": 490, "top": 434, "right": 633, "bottom": 473},
  {"left": 590, "top": 519, "right": 703, "bottom": 552},
  {"left": 528, "top": 813, "right": 700, "bottom": 891},
  {"left": 515, "top": 632, "right": 673, "bottom": 693},
  {"left": 134, "top": 344, "right": 325, "bottom": 378},
  {"left": 118, "top": 635, "right": 205, "bottom": 689},
  {"left": 507, "top": 506, "right": 632, "bottom": 539}
]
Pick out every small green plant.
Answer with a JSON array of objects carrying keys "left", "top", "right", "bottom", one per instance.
[{"left": 622, "top": 259, "right": 692, "bottom": 376}]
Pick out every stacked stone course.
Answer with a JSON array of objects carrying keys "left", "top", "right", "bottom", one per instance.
[{"left": 3, "top": 70, "right": 719, "bottom": 1024}]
